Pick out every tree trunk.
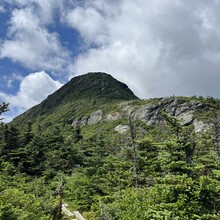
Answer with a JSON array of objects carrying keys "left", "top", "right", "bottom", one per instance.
[{"left": 129, "top": 116, "right": 138, "bottom": 188}]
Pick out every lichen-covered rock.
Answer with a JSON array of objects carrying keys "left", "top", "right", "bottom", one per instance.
[
  {"left": 79, "top": 116, "right": 88, "bottom": 126},
  {"left": 72, "top": 118, "right": 79, "bottom": 127},
  {"left": 72, "top": 116, "right": 88, "bottom": 127},
  {"left": 105, "top": 112, "right": 121, "bottom": 121},
  {"left": 71, "top": 97, "right": 210, "bottom": 133},
  {"left": 87, "top": 110, "right": 103, "bottom": 125},
  {"left": 132, "top": 104, "right": 161, "bottom": 125},
  {"left": 115, "top": 125, "right": 130, "bottom": 133},
  {"left": 122, "top": 105, "right": 136, "bottom": 117},
  {"left": 193, "top": 119, "right": 211, "bottom": 133},
  {"left": 177, "top": 111, "right": 194, "bottom": 126},
  {"left": 175, "top": 106, "right": 191, "bottom": 116}
]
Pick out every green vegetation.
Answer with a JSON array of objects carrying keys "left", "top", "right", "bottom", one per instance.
[
  {"left": 12, "top": 72, "right": 138, "bottom": 127},
  {"left": 1, "top": 73, "right": 220, "bottom": 219}
]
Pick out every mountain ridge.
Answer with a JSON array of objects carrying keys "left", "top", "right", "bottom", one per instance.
[{"left": 11, "top": 72, "right": 218, "bottom": 133}]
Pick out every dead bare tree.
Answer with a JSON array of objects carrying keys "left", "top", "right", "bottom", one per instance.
[
  {"left": 129, "top": 116, "right": 138, "bottom": 188},
  {"left": 53, "top": 174, "right": 64, "bottom": 220}
]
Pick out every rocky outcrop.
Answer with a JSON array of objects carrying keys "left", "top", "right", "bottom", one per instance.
[
  {"left": 72, "top": 110, "right": 102, "bottom": 127},
  {"left": 104, "top": 112, "right": 121, "bottom": 121},
  {"left": 114, "top": 125, "right": 130, "bottom": 134},
  {"left": 71, "top": 97, "right": 210, "bottom": 133},
  {"left": 178, "top": 111, "right": 194, "bottom": 126},
  {"left": 87, "top": 110, "right": 103, "bottom": 125},
  {"left": 131, "top": 104, "right": 161, "bottom": 125},
  {"left": 72, "top": 116, "right": 88, "bottom": 127},
  {"left": 193, "top": 119, "right": 211, "bottom": 133},
  {"left": 119, "top": 98, "right": 197, "bottom": 126}
]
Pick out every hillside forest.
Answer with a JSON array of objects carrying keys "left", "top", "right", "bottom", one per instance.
[{"left": 0, "top": 73, "right": 220, "bottom": 219}]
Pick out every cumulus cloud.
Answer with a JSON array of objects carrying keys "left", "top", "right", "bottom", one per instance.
[
  {"left": 6, "top": 0, "right": 64, "bottom": 24},
  {"left": 65, "top": 6, "right": 108, "bottom": 45},
  {"left": 0, "top": 2, "right": 70, "bottom": 72},
  {"left": 64, "top": 0, "right": 120, "bottom": 46},
  {"left": 2, "top": 0, "right": 220, "bottom": 123},
  {"left": 66, "top": 0, "right": 220, "bottom": 98},
  {"left": 0, "top": 71, "right": 63, "bottom": 119}
]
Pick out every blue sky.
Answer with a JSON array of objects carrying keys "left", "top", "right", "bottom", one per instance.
[{"left": 1, "top": 0, "right": 220, "bottom": 122}]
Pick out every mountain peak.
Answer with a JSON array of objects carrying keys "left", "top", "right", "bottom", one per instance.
[
  {"left": 12, "top": 72, "right": 138, "bottom": 124},
  {"left": 65, "top": 72, "right": 138, "bottom": 101}
]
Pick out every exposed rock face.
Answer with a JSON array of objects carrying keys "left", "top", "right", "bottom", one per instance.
[
  {"left": 104, "top": 112, "right": 121, "bottom": 121},
  {"left": 178, "top": 111, "right": 194, "bottom": 126},
  {"left": 122, "top": 98, "right": 206, "bottom": 127},
  {"left": 132, "top": 104, "right": 161, "bottom": 125},
  {"left": 71, "top": 97, "right": 210, "bottom": 133},
  {"left": 115, "top": 125, "right": 130, "bottom": 134},
  {"left": 122, "top": 105, "right": 136, "bottom": 117},
  {"left": 120, "top": 98, "right": 196, "bottom": 126},
  {"left": 87, "top": 110, "right": 103, "bottom": 125},
  {"left": 193, "top": 119, "right": 211, "bottom": 133},
  {"left": 72, "top": 116, "right": 88, "bottom": 127},
  {"left": 71, "top": 119, "right": 78, "bottom": 127},
  {"left": 72, "top": 110, "right": 102, "bottom": 127}
]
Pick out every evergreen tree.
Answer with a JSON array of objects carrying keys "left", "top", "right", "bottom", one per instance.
[{"left": 0, "top": 102, "right": 9, "bottom": 121}]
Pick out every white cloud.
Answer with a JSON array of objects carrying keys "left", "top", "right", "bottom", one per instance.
[
  {"left": 5, "top": 0, "right": 63, "bottom": 24},
  {"left": 0, "top": 71, "right": 63, "bottom": 119},
  {"left": 0, "top": 3, "right": 70, "bottom": 72},
  {"left": 0, "top": 6, "right": 4, "bottom": 13},
  {"left": 2, "top": 0, "right": 63, "bottom": 24},
  {"left": 65, "top": 6, "right": 108, "bottom": 45},
  {"left": 2, "top": 0, "right": 220, "bottom": 115},
  {"left": 3, "top": 73, "right": 24, "bottom": 88},
  {"left": 64, "top": 0, "right": 121, "bottom": 46},
  {"left": 67, "top": 0, "right": 220, "bottom": 98}
]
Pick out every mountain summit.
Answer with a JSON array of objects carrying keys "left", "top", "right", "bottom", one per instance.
[
  {"left": 58, "top": 72, "right": 138, "bottom": 101},
  {"left": 38, "top": 72, "right": 138, "bottom": 112},
  {"left": 12, "top": 72, "right": 138, "bottom": 125}
]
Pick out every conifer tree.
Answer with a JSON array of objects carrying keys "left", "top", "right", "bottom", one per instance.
[{"left": 0, "top": 102, "right": 9, "bottom": 121}]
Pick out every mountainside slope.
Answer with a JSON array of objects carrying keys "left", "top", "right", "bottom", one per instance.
[
  {"left": 11, "top": 72, "right": 219, "bottom": 134},
  {"left": 2, "top": 73, "right": 220, "bottom": 219},
  {"left": 12, "top": 72, "right": 138, "bottom": 126}
]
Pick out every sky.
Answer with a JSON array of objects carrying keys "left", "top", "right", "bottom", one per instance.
[{"left": 1, "top": 0, "right": 220, "bottom": 122}]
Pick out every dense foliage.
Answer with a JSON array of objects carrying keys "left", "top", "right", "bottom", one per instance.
[
  {"left": 1, "top": 95, "right": 220, "bottom": 219},
  {"left": 1, "top": 73, "right": 220, "bottom": 219}
]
